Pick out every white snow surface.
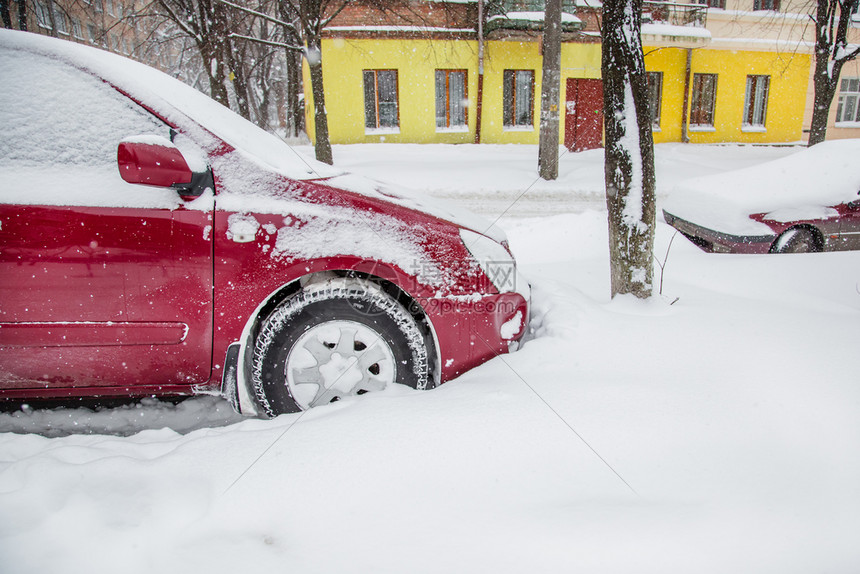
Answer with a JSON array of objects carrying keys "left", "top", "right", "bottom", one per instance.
[
  {"left": 663, "top": 139, "right": 860, "bottom": 235},
  {"left": 2, "top": 144, "right": 860, "bottom": 573}
]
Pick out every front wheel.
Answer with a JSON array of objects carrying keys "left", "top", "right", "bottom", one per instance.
[
  {"left": 251, "top": 279, "right": 433, "bottom": 416},
  {"left": 770, "top": 228, "right": 819, "bottom": 254}
]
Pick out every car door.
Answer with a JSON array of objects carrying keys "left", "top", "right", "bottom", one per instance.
[{"left": 0, "top": 46, "right": 213, "bottom": 392}]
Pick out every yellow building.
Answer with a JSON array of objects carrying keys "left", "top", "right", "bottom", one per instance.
[{"left": 305, "top": 0, "right": 856, "bottom": 148}]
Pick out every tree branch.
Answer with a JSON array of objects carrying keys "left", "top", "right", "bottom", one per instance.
[{"left": 229, "top": 32, "right": 303, "bottom": 51}]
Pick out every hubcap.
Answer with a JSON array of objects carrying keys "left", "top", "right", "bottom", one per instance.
[{"left": 285, "top": 320, "right": 396, "bottom": 409}]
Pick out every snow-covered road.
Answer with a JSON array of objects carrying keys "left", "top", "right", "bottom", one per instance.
[{"left": 2, "top": 144, "right": 859, "bottom": 573}]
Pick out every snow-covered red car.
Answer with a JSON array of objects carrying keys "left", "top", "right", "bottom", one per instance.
[
  {"left": 663, "top": 140, "right": 860, "bottom": 254},
  {"left": 0, "top": 30, "right": 529, "bottom": 416}
]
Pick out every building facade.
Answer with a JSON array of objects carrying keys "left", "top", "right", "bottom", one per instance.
[{"left": 304, "top": 0, "right": 860, "bottom": 148}]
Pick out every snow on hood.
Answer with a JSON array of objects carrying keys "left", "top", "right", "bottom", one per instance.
[
  {"left": 664, "top": 139, "right": 860, "bottom": 236},
  {"left": 324, "top": 173, "right": 509, "bottom": 244}
]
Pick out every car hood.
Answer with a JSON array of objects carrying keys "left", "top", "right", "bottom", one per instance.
[
  {"left": 663, "top": 140, "right": 860, "bottom": 236},
  {"left": 318, "top": 173, "right": 508, "bottom": 244}
]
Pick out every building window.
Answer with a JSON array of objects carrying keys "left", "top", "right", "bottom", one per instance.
[
  {"left": 743, "top": 75, "right": 769, "bottom": 127},
  {"left": 435, "top": 70, "right": 468, "bottom": 129},
  {"left": 646, "top": 71, "right": 663, "bottom": 128},
  {"left": 503, "top": 70, "right": 534, "bottom": 127},
  {"left": 33, "top": 1, "right": 52, "bottom": 29},
  {"left": 836, "top": 78, "right": 860, "bottom": 123},
  {"left": 363, "top": 70, "right": 399, "bottom": 130},
  {"left": 53, "top": 6, "right": 69, "bottom": 35},
  {"left": 690, "top": 73, "right": 717, "bottom": 127},
  {"left": 71, "top": 18, "right": 84, "bottom": 39},
  {"left": 753, "top": 0, "right": 779, "bottom": 10},
  {"left": 693, "top": 0, "right": 725, "bottom": 7}
]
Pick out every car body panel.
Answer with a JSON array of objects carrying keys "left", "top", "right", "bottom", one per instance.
[{"left": 0, "top": 203, "right": 213, "bottom": 390}]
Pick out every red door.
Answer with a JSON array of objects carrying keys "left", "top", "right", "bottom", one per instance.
[{"left": 564, "top": 79, "right": 604, "bottom": 151}]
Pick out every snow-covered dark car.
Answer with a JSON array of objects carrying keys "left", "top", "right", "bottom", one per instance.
[
  {"left": 0, "top": 30, "right": 529, "bottom": 416},
  {"left": 663, "top": 140, "right": 860, "bottom": 254}
]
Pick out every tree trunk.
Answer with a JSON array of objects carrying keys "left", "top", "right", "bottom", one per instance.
[
  {"left": 16, "top": 0, "right": 26, "bottom": 30},
  {"left": 808, "top": 65, "right": 837, "bottom": 146},
  {"left": 286, "top": 49, "right": 303, "bottom": 138},
  {"left": 1, "top": 0, "right": 12, "bottom": 29},
  {"left": 307, "top": 37, "right": 333, "bottom": 165},
  {"left": 225, "top": 41, "right": 252, "bottom": 120},
  {"left": 45, "top": 0, "right": 58, "bottom": 38},
  {"left": 538, "top": 0, "right": 562, "bottom": 180},
  {"left": 602, "top": 0, "right": 657, "bottom": 299},
  {"left": 202, "top": 47, "right": 230, "bottom": 107}
]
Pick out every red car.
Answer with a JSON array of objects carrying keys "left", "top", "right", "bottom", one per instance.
[
  {"left": 663, "top": 140, "right": 860, "bottom": 254},
  {"left": 0, "top": 30, "right": 529, "bottom": 416}
]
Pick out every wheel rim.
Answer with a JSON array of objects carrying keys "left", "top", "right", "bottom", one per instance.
[
  {"left": 785, "top": 231, "right": 814, "bottom": 253},
  {"left": 791, "top": 236, "right": 814, "bottom": 253},
  {"left": 285, "top": 320, "right": 397, "bottom": 409}
]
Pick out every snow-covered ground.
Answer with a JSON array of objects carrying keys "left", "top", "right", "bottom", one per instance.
[{"left": 2, "top": 143, "right": 859, "bottom": 573}]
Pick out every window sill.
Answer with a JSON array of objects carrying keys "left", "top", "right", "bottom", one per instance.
[
  {"left": 503, "top": 125, "right": 535, "bottom": 132},
  {"left": 365, "top": 127, "right": 400, "bottom": 135},
  {"left": 741, "top": 125, "right": 766, "bottom": 133},
  {"left": 835, "top": 121, "right": 860, "bottom": 128},
  {"left": 688, "top": 125, "right": 716, "bottom": 132},
  {"left": 436, "top": 125, "right": 469, "bottom": 133}
]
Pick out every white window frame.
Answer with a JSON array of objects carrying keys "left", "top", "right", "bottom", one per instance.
[
  {"left": 742, "top": 74, "right": 769, "bottom": 130},
  {"left": 435, "top": 69, "right": 468, "bottom": 132},
  {"left": 836, "top": 77, "right": 860, "bottom": 125},
  {"left": 503, "top": 69, "right": 535, "bottom": 129},
  {"left": 363, "top": 69, "right": 400, "bottom": 133}
]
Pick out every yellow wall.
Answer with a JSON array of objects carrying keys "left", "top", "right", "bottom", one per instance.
[
  {"left": 686, "top": 49, "right": 809, "bottom": 144},
  {"left": 307, "top": 38, "right": 481, "bottom": 144},
  {"left": 307, "top": 38, "right": 810, "bottom": 146},
  {"left": 643, "top": 47, "right": 809, "bottom": 144},
  {"left": 642, "top": 47, "right": 687, "bottom": 143}
]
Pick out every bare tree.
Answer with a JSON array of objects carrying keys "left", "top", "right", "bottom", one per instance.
[
  {"left": 286, "top": 0, "right": 351, "bottom": 165},
  {"left": 538, "top": 0, "right": 562, "bottom": 181},
  {"left": 602, "top": 0, "right": 656, "bottom": 299},
  {"left": 808, "top": 0, "right": 860, "bottom": 145},
  {"left": 155, "top": 0, "right": 233, "bottom": 107}
]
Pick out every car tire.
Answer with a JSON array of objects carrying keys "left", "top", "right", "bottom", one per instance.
[
  {"left": 770, "top": 228, "right": 819, "bottom": 254},
  {"left": 250, "top": 278, "right": 433, "bottom": 416}
]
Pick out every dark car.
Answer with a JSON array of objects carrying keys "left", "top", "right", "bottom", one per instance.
[
  {"left": 663, "top": 140, "right": 860, "bottom": 254},
  {"left": 0, "top": 30, "right": 529, "bottom": 416}
]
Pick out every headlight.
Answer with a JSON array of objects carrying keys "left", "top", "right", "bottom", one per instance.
[{"left": 459, "top": 229, "right": 517, "bottom": 293}]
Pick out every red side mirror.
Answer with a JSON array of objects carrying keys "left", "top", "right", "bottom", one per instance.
[{"left": 117, "top": 137, "right": 193, "bottom": 188}]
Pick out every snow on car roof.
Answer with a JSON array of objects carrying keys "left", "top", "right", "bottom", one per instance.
[{"left": 664, "top": 139, "right": 860, "bottom": 236}]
